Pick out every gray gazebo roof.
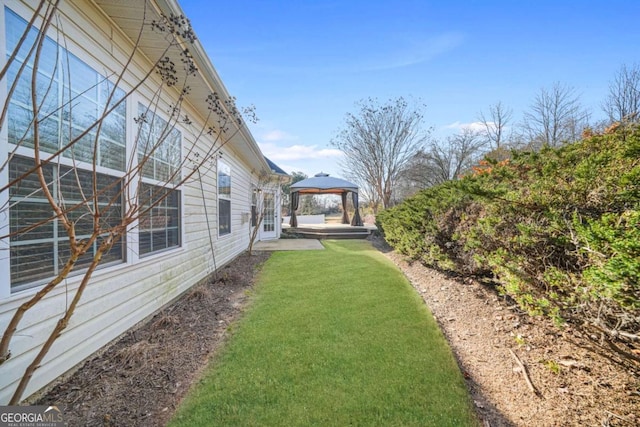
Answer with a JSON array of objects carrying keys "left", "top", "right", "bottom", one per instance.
[{"left": 291, "top": 173, "right": 358, "bottom": 194}]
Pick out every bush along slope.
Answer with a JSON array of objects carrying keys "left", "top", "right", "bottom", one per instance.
[{"left": 377, "top": 124, "right": 640, "bottom": 367}]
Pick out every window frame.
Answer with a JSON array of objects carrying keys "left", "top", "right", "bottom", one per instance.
[
  {"left": 5, "top": 7, "right": 127, "bottom": 171},
  {"left": 3, "top": 6, "right": 129, "bottom": 292},
  {"left": 136, "top": 103, "right": 182, "bottom": 184},
  {"left": 218, "top": 160, "right": 231, "bottom": 237},
  {"left": 137, "top": 182, "right": 182, "bottom": 257},
  {"left": 135, "top": 102, "right": 183, "bottom": 257}
]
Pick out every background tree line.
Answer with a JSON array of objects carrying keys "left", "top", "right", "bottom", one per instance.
[{"left": 332, "top": 63, "right": 640, "bottom": 212}]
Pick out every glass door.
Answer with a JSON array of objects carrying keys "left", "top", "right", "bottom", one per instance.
[{"left": 261, "top": 191, "right": 276, "bottom": 239}]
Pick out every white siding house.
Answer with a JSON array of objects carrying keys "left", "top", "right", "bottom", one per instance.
[{"left": 0, "top": 0, "right": 286, "bottom": 403}]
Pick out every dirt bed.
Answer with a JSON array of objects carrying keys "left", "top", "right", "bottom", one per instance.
[
  {"left": 35, "top": 241, "right": 639, "bottom": 426},
  {"left": 371, "top": 236, "right": 640, "bottom": 426},
  {"left": 34, "top": 251, "right": 270, "bottom": 427}
]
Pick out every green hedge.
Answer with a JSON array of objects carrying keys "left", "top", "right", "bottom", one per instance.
[{"left": 377, "top": 125, "right": 640, "bottom": 361}]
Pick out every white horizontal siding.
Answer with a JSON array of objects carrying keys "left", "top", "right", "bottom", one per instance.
[{"left": 0, "top": 0, "right": 264, "bottom": 404}]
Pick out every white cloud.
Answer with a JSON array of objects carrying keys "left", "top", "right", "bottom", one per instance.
[
  {"left": 259, "top": 142, "right": 343, "bottom": 161},
  {"left": 444, "top": 121, "right": 487, "bottom": 133}
]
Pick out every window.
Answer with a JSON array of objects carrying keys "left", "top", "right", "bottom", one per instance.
[
  {"left": 9, "top": 157, "right": 124, "bottom": 290},
  {"left": 218, "top": 161, "right": 231, "bottom": 236},
  {"left": 5, "top": 8, "right": 126, "bottom": 290},
  {"left": 137, "top": 104, "right": 181, "bottom": 183},
  {"left": 251, "top": 188, "right": 258, "bottom": 227},
  {"left": 138, "top": 184, "right": 181, "bottom": 255},
  {"left": 136, "top": 105, "right": 182, "bottom": 255},
  {"left": 6, "top": 8, "right": 126, "bottom": 170}
]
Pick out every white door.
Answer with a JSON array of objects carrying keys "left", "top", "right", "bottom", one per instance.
[{"left": 261, "top": 191, "right": 277, "bottom": 240}]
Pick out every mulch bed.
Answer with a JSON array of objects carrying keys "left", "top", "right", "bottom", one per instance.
[{"left": 34, "top": 251, "right": 270, "bottom": 427}]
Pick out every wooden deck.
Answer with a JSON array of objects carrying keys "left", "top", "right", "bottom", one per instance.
[{"left": 282, "top": 223, "right": 375, "bottom": 240}]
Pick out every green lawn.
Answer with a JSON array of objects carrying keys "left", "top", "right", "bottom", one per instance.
[{"left": 170, "top": 240, "right": 478, "bottom": 426}]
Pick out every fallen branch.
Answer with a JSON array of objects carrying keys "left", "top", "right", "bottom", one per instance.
[
  {"left": 604, "top": 409, "right": 633, "bottom": 425},
  {"left": 508, "top": 348, "right": 541, "bottom": 397},
  {"left": 586, "top": 323, "right": 640, "bottom": 365},
  {"left": 592, "top": 321, "right": 640, "bottom": 342}
]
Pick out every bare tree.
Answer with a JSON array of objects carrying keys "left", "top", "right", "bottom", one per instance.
[
  {"left": 428, "top": 129, "right": 487, "bottom": 184},
  {"left": 602, "top": 63, "right": 640, "bottom": 124},
  {"left": 478, "top": 101, "right": 513, "bottom": 150},
  {"left": 331, "top": 97, "right": 430, "bottom": 212},
  {"left": 522, "top": 82, "right": 590, "bottom": 148},
  {"left": 399, "top": 128, "right": 487, "bottom": 193},
  {"left": 0, "top": 1, "right": 255, "bottom": 403},
  {"left": 357, "top": 178, "right": 383, "bottom": 210}
]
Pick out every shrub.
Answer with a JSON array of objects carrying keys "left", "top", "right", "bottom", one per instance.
[{"left": 377, "top": 125, "right": 640, "bottom": 366}]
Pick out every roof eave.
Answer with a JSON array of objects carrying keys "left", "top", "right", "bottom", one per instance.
[
  {"left": 93, "top": 0, "right": 271, "bottom": 175},
  {"left": 158, "top": 0, "right": 270, "bottom": 174}
]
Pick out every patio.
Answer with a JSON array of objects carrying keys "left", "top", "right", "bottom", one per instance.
[{"left": 281, "top": 223, "right": 375, "bottom": 239}]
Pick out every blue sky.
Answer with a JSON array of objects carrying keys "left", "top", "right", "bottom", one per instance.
[{"left": 180, "top": 0, "right": 640, "bottom": 178}]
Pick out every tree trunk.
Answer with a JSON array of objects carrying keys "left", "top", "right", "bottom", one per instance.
[{"left": 9, "top": 237, "right": 113, "bottom": 404}]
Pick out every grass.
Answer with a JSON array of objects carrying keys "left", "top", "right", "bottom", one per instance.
[{"left": 169, "top": 240, "right": 478, "bottom": 426}]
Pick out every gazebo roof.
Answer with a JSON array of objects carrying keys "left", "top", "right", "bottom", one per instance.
[{"left": 290, "top": 173, "right": 358, "bottom": 194}]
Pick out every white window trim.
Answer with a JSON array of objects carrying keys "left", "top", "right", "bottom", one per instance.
[
  {"left": 217, "top": 159, "right": 231, "bottom": 238},
  {"left": 134, "top": 100, "right": 184, "bottom": 258},
  {"left": 2, "top": 5, "right": 131, "bottom": 293}
]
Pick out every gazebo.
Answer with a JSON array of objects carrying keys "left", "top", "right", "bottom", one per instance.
[{"left": 289, "top": 173, "right": 363, "bottom": 227}]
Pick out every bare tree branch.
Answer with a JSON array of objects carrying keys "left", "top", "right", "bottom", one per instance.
[
  {"left": 332, "top": 97, "right": 430, "bottom": 212},
  {"left": 399, "top": 128, "right": 487, "bottom": 194},
  {"left": 602, "top": 63, "right": 640, "bottom": 124},
  {"left": 478, "top": 101, "right": 513, "bottom": 150},
  {"left": 522, "top": 82, "right": 590, "bottom": 148},
  {"left": 0, "top": 2, "right": 258, "bottom": 404}
]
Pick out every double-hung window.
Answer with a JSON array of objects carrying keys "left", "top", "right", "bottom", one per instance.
[
  {"left": 218, "top": 161, "right": 231, "bottom": 236},
  {"left": 137, "top": 104, "right": 182, "bottom": 255},
  {"left": 5, "top": 8, "right": 126, "bottom": 291}
]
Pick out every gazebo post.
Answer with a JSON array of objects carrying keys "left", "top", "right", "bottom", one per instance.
[
  {"left": 351, "top": 192, "right": 363, "bottom": 226},
  {"left": 341, "top": 192, "right": 350, "bottom": 224},
  {"left": 290, "top": 191, "right": 299, "bottom": 227}
]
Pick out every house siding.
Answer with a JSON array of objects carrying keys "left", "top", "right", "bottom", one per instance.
[{"left": 0, "top": 0, "right": 264, "bottom": 403}]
